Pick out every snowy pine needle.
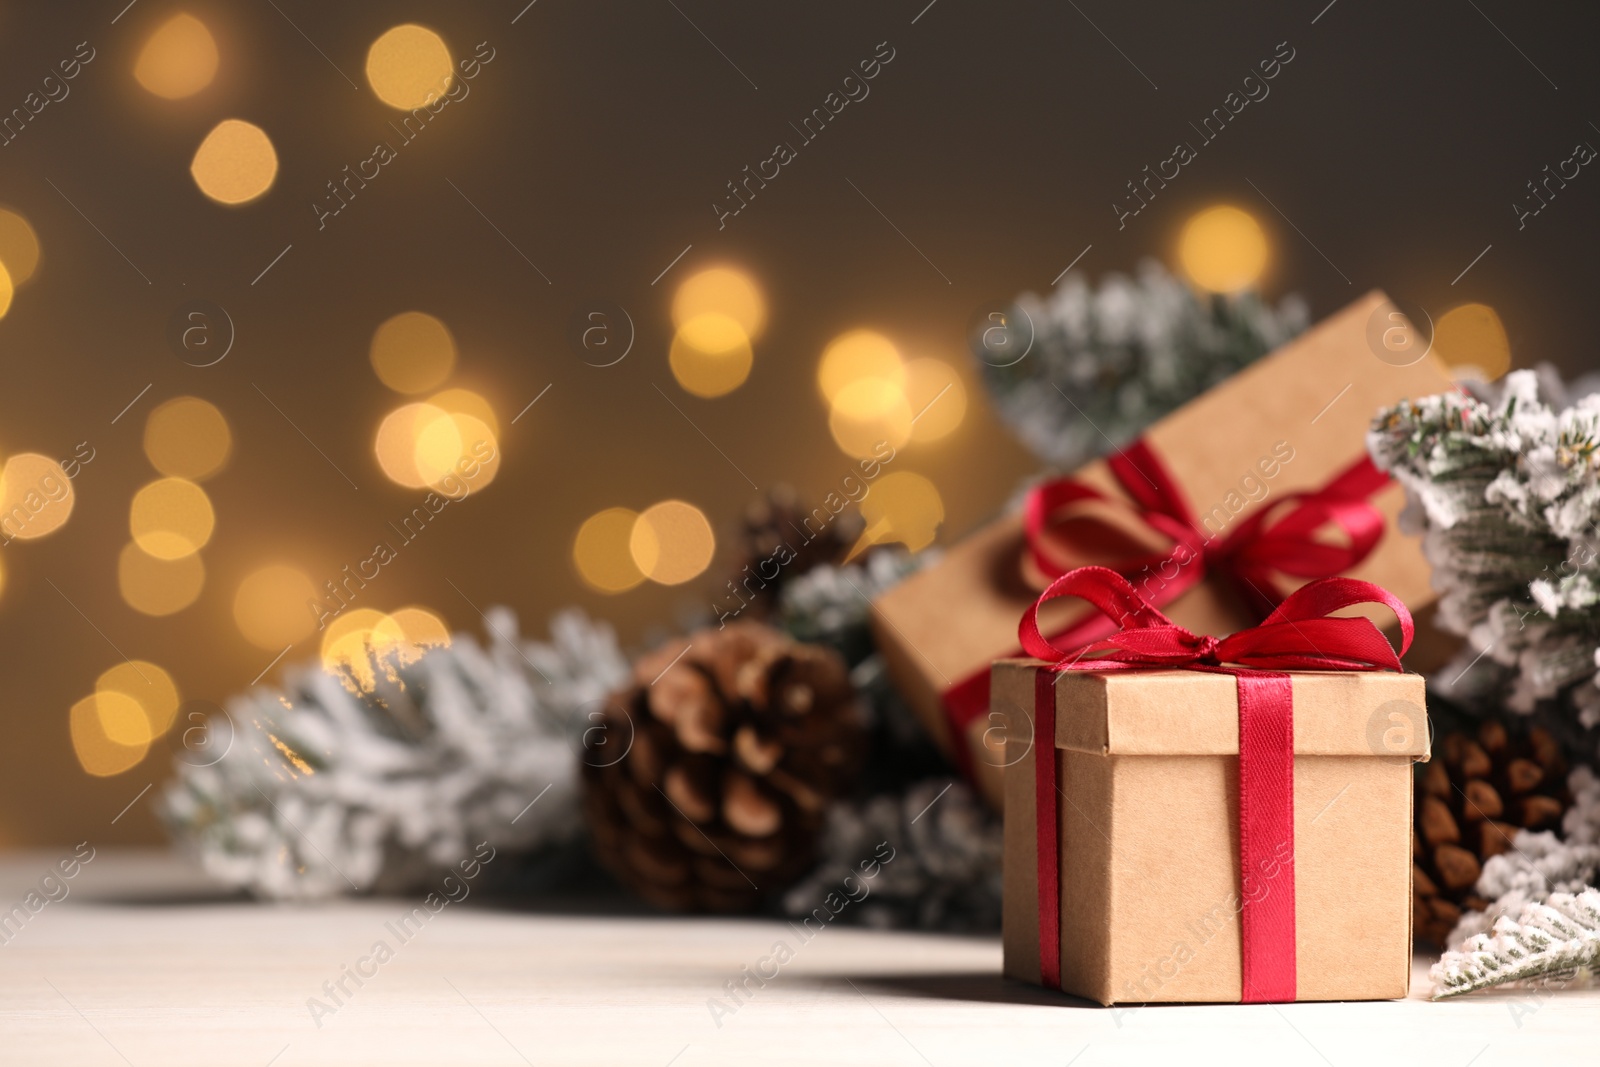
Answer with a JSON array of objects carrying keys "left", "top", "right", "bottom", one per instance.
[{"left": 1431, "top": 887, "right": 1600, "bottom": 998}]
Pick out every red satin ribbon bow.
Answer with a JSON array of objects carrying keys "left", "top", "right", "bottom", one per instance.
[
  {"left": 1023, "top": 566, "right": 1412, "bottom": 1003},
  {"left": 940, "top": 440, "right": 1392, "bottom": 776}
]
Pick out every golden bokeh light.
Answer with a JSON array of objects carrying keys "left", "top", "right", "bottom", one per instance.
[
  {"left": 97, "top": 661, "right": 180, "bottom": 738},
  {"left": 0, "top": 208, "right": 41, "bottom": 286},
  {"left": 118, "top": 542, "right": 204, "bottom": 616},
  {"left": 1433, "top": 303, "right": 1511, "bottom": 381},
  {"left": 416, "top": 412, "right": 500, "bottom": 490},
  {"left": 366, "top": 24, "right": 453, "bottom": 110},
  {"left": 0, "top": 453, "right": 75, "bottom": 540},
  {"left": 134, "top": 12, "right": 219, "bottom": 99},
  {"left": 829, "top": 378, "right": 913, "bottom": 459},
  {"left": 672, "top": 267, "right": 766, "bottom": 336},
  {"left": 234, "top": 565, "right": 319, "bottom": 650},
  {"left": 321, "top": 607, "right": 390, "bottom": 691},
  {"left": 859, "top": 471, "right": 944, "bottom": 552},
  {"left": 70, "top": 693, "right": 150, "bottom": 777},
  {"left": 0, "top": 262, "right": 12, "bottom": 321},
  {"left": 669, "top": 313, "right": 754, "bottom": 398},
  {"left": 428, "top": 387, "right": 500, "bottom": 438},
  {"left": 371, "top": 311, "right": 456, "bottom": 394},
  {"left": 144, "top": 396, "right": 232, "bottom": 481},
  {"left": 903, "top": 359, "right": 968, "bottom": 444},
  {"left": 129, "top": 477, "right": 214, "bottom": 560},
  {"left": 190, "top": 119, "right": 278, "bottom": 205},
  {"left": 818, "top": 329, "right": 904, "bottom": 402},
  {"left": 1178, "top": 205, "right": 1269, "bottom": 293},
  {"left": 573, "top": 507, "right": 646, "bottom": 593},
  {"left": 375, "top": 402, "right": 449, "bottom": 488},
  {"left": 372, "top": 606, "right": 451, "bottom": 666},
  {"left": 630, "top": 500, "right": 716, "bottom": 586}
]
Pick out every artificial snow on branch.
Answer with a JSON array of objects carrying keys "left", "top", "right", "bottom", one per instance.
[
  {"left": 973, "top": 259, "right": 1307, "bottom": 470},
  {"left": 162, "top": 608, "right": 628, "bottom": 899},
  {"left": 1430, "top": 887, "right": 1600, "bottom": 998}
]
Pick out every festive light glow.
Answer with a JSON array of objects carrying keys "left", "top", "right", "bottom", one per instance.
[
  {"left": 129, "top": 477, "right": 214, "bottom": 560},
  {"left": 672, "top": 266, "right": 766, "bottom": 336},
  {"left": 1434, "top": 303, "right": 1511, "bottom": 381},
  {"left": 902, "top": 358, "right": 967, "bottom": 443},
  {"left": 0, "top": 208, "right": 41, "bottom": 286},
  {"left": 144, "top": 396, "right": 231, "bottom": 480},
  {"left": 829, "top": 377, "right": 913, "bottom": 459},
  {"left": 366, "top": 24, "right": 453, "bottom": 110},
  {"left": 858, "top": 471, "right": 944, "bottom": 552},
  {"left": 416, "top": 412, "right": 500, "bottom": 490},
  {"left": 370, "top": 311, "right": 456, "bottom": 394},
  {"left": 630, "top": 500, "right": 716, "bottom": 586},
  {"left": 234, "top": 565, "right": 318, "bottom": 650},
  {"left": 372, "top": 606, "right": 451, "bottom": 665},
  {"left": 1178, "top": 205, "right": 1269, "bottom": 293},
  {"left": 0, "top": 453, "right": 75, "bottom": 540},
  {"left": 375, "top": 402, "right": 449, "bottom": 488},
  {"left": 70, "top": 693, "right": 150, "bottom": 776},
  {"left": 190, "top": 119, "right": 278, "bottom": 205},
  {"left": 320, "top": 607, "right": 390, "bottom": 692},
  {"left": 573, "top": 507, "right": 646, "bottom": 593},
  {"left": 427, "top": 387, "right": 499, "bottom": 438},
  {"left": 134, "top": 13, "right": 219, "bottom": 99},
  {"left": 119, "top": 542, "right": 204, "bottom": 616},
  {"left": 0, "top": 262, "right": 12, "bottom": 321},
  {"left": 818, "top": 329, "right": 904, "bottom": 402},
  {"left": 669, "top": 313, "right": 754, "bottom": 398},
  {"left": 96, "top": 661, "right": 180, "bottom": 738}
]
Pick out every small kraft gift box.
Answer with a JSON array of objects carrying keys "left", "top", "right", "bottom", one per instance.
[
  {"left": 872, "top": 290, "right": 1454, "bottom": 811},
  {"left": 995, "top": 567, "right": 1430, "bottom": 1004}
]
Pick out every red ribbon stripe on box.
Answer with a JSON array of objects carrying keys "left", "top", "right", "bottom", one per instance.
[
  {"left": 1019, "top": 565, "right": 1413, "bottom": 1003},
  {"left": 940, "top": 438, "right": 1392, "bottom": 778}
]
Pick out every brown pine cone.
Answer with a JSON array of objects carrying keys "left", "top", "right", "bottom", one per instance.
[
  {"left": 1413, "top": 719, "right": 1572, "bottom": 946},
  {"left": 721, "top": 486, "right": 866, "bottom": 619},
  {"left": 581, "top": 621, "right": 865, "bottom": 912}
]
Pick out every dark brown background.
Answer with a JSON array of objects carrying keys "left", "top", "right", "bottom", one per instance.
[{"left": 0, "top": 0, "right": 1594, "bottom": 848}]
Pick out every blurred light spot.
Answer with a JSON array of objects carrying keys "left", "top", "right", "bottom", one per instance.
[
  {"left": 672, "top": 266, "right": 766, "bottom": 336},
  {"left": 144, "top": 396, "right": 231, "bottom": 481},
  {"left": 630, "top": 500, "right": 715, "bottom": 586},
  {"left": 375, "top": 402, "right": 450, "bottom": 488},
  {"left": 97, "top": 661, "right": 180, "bottom": 738},
  {"left": 1434, "top": 303, "right": 1511, "bottom": 381},
  {"left": 234, "top": 565, "right": 318, "bottom": 649},
  {"left": 669, "top": 313, "right": 753, "bottom": 398},
  {"left": 321, "top": 607, "right": 390, "bottom": 692},
  {"left": 370, "top": 311, "right": 456, "bottom": 394},
  {"left": 428, "top": 387, "right": 499, "bottom": 438},
  {"left": 0, "top": 208, "right": 41, "bottom": 286},
  {"left": 1178, "top": 205, "right": 1268, "bottom": 294},
  {"left": 818, "top": 329, "right": 903, "bottom": 403},
  {"left": 573, "top": 507, "right": 646, "bottom": 593},
  {"left": 0, "top": 262, "right": 12, "bottom": 320},
  {"left": 134, "top": 12, "right": 219, "bottom": 99},
  {"left": 902, "top": 359, "right": 967, "bottom": 444},
  {"left": 71, "top": 694, "right": 150, "bottom": 776},
  {"left": 119, "top": 542, "right": 204, "bottom": 616},
  {"left": 372, "top": 606, "right": 451, "bottom": 665},
  {"left": 829, "top": 378, "right": 912, "bottom": 459},
  {"left": 0, "top": 453, "right": 75, "bottom": 540},
  {"left": 190, "top": 119, "right": 278, "bottom": 205},
  {"left": 366, "top": 24, "right": 453, "bottom": 110},
  {"left": 858, "top": 471, "right": 944, "bottom": 553},
  {"left": 424, "top": 412, "right": 500, "bottom": 492},
  {"left": 129, "top": 477, "right": 214, "bottom": 560}
]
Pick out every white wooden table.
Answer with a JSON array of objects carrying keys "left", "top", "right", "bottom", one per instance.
[{"left": 0, "top": 850, "right": 1590, "bottom": 1065}]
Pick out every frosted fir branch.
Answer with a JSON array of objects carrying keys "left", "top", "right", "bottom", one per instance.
[
  {"left": 161, "top": 607, "right": 627, "bottom": 899},
  {"left": 1430, "top": 887, "right": 1600, "bottom": 998},
  {"left": 974, "top": 259, "right": 1308, "bottom": 469}
]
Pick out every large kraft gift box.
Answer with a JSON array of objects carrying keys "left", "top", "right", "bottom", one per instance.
[
  {"left": 871, "top": 290, "right": 1455, "bottom": 808},
  {"left": 994, "top": 663, "right": 1429, "bottom": 1003}
]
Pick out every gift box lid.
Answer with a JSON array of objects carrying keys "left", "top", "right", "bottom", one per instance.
[{"left": 993, "top": 660, "right": 1430, "bottom": 758}]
